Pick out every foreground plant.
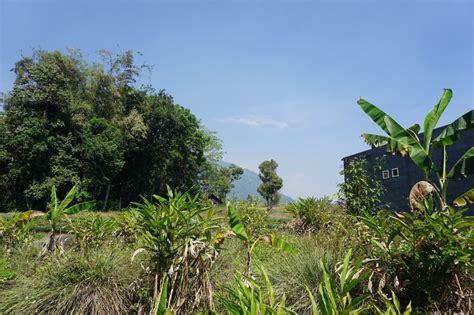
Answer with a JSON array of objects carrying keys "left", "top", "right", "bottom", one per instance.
[
  {"left": 216, "top": 266, "right": 296, "bottom": 315},
  {"left": 131, "top": 187, "right": 221, "bottom": 313},
  {"left": 358, "top": 89, "right": 473, "bottom": 207},
  {"left": 226, "top": 202, "right": 296, "bottom": 276},
  {"left": 359, "top": 206, "right": 473, "bottom": 310},
  {"left": 0, "top": 245, "right": 140, "bottom": 314},
  {"left": 313, "top": 249, "right": 371, "bottom": 315}
]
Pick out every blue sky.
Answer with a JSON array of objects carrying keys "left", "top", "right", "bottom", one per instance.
[{"left": 1, "top": 0, "right": 472, "bottom": 198}]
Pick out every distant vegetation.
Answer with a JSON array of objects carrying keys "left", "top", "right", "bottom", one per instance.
[{"left": 0, "top": 50, "right": 473, "bottom": 314}]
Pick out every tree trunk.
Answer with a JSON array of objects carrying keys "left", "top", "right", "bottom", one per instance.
[{"left": 103, "top": 180, "right": 111, "bottom": 211}]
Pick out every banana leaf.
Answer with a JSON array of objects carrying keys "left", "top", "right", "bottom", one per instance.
[
  {"left": 447, "top": 147, "right": 474, "bottom": 180},
  {"left": 454, "top": 188, "right": 474, "bottom": 207},
  {"left": 226, "top": 202, "right": 248, "bottom": 241},
  {"left": 385, "top": 118, "right": 434, "bottom": 172},
  {"left": 423, "top": 89, "right": 452, "bottom": 151},
  {"left": 433, "top": 110, "right": 474, "bottom": 146}
]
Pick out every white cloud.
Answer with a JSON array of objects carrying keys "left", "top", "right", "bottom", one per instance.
[{"left": 218, "top": 115, "right": 289, "bottom": 129}]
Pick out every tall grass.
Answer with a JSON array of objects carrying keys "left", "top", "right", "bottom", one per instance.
[{"left": 0, "top": 245, "right": 142, "bottom": 314}]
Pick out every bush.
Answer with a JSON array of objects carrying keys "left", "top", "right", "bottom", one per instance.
[
  {"left": 235, "top": 201, "right": 269, "bottom": 240},
  {"left": 286, "top": 197, "right": 353, "bottom": 234},
  {"left": 337, "top": 156, "right": 385, "bottom": 215},
  {"left": 68, "top": 213, "right": 120, "bottom": 248},
  {"left": 0, "top": 246, "right": 142, "bottom": 314},
  {"left": 359, "top": 207, "right": 474, "bottom": 311}
]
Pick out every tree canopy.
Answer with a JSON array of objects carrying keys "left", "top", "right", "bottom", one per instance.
[
  {"left": 257, "top": 159, "right": 283, "bottom": 210},
  {"left": 0, "top": 49, "right": 221, "bottom": 211}
]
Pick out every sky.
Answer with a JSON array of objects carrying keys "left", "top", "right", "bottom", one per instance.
[{"left": 1, "top": 0, "right": 472, "bottom": 199}]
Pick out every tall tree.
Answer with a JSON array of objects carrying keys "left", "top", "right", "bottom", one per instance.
[{"left": 257, "top": 159, "right": 283, "bottom": 211}]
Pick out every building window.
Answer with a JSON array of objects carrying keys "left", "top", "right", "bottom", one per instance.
[
  {"left": 382, "top": 170, "right": 390, "bottom": 179},
  {"left": 391, "top": 168, "right": 399, "bottom": 177}
]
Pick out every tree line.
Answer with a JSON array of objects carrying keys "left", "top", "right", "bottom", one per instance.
[{"left": 0, "top": 49, "right": 249, "bottom": 211}]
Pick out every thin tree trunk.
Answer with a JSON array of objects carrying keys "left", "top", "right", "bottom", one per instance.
[{"left": 103, "top": 180, "right": 111, "bottom": 211}]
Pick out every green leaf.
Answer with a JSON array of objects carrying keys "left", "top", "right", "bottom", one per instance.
[
  {"left": 49, "top": 185, "right": 59, "bottom": 220},
  {"left": 433, "top": 110, "right": 474, "bottom": 146},
  {"left": 340, "top": 249, "right": 352, "bottom": 292},
  {"left": 320, "top": 258, "right": 338, "bottom": 309},
  {"left": 63, "top": 201, "right": 95, "bottom": 215},
  {"left": 155, "top": 274, "right": 170, "bottom": 315},
  {"left": 423, "top": 89, "right": 452, "bottom": 151},
  {"left": 447, "top": 147, "right": 474, "bottom": 180},
  {"left": 358, "top": 98, "right": 433, "bottom": 172},
  {"left": 318, "top": 283, "right": 331, "bottom": 315},
  {"left": 262, "top": 234, "right": 297, "bottom": 254},
  {"left": 306, "top": 287, "right": 318, "bottom": 315},
  {"left": 226, "top": 202, "right": 248, "bottom": 241},
  {"left": 58, "top": 185, "right": 78, "bottom": 212},
  {"left": 384, "top": 118, "right": 434, "bottom": 172},
  {"left": 357, "top": 99, "right": 394, "bottom": 135},
  {"left": 362, "top": 133, "right": 409, "bottom": 155},
  {"left": 454, "top": 188, "right": 474, "bottom": 207},
  {"left": 391, "top": 290, "right": 401, "bottom": 313}
]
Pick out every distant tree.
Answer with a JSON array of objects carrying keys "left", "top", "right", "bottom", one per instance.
[
  {"left": 337, "top": 156, "right": 385, "bottom": 215},
  {"left": 200, "top": 163, "right": 243, "bottom": 201},
  {"left": 257, "top": 159, "right": 283, "bottom": 211}
]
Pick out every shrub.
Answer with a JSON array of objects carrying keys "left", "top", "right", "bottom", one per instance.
[
  {"left": 337, "top": 156, "right": 385, "bottom": 215},
  {"left": 359, "top": 207, "right": 473, "bottom": 311},
  {"left": 235, "top": 201, "right": 269, "bottom": 240},
  {"left": 68, "top": 213, "right": 119, "bottom": 248},
  {"left": 286, "top": 197, "right": 355, "bottom": 236},
  {"left": 216, "top": 266, "right": 297, "bottom": 314},
  {"left": 0, "top": 246, "right": 142, "bottom": 314},
  {"left": 130, "top": 188, "right": 221, "bottom": 313}
]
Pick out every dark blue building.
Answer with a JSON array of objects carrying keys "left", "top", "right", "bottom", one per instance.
[{"left": 342, "top": 127, "right": 474, "bottom": 213}]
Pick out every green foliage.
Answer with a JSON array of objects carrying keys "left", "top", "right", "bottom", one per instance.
[
  {"left": 131, "top": 188, "right": 221, "bottom": 312},
  {"left": 227, "top": 202, "right": 250, "bottom": 241},
  {"left": 154, "top": 274, "right": 172, "bottom": 315},
  {"left": 132, "top": 188, "right": 219, "bottom": 274},
  {"left": 236, "top": 201, "right": 269, "bottom": 240},
  {"left": 0, "top": 49, "right": 220, "bottom": 211},
  {"left": 226, "top": 202, "right": 295, "bottom": 276},
  {"left": 0, "top": 257, "right": 16, "bottom": 281},
  {"left": 47, "top": 185, "right": 95, "bottom": 233},
  {"left": 201, "top": 162, "right": 244, "bottom": 201},
  {"left": 286, "top": 196, "right": 348, "bottom": 233},
  {"left": 338, "top": 157, "right": 385, "bottom": 215},
  {"left": 0, "top": 246, "right": 141, "bottom": 314},
  {"left": 257, "top": 160, "right": 283, "bottom": 211},
  {"left": 216, "top": 266, "right": 296, "bottom": 315},
  {"left": 68, "top": 213, "right": 119, "bottom": 248},
  {"left": 359, "top": 207, "right": 473, "bottom": 309},
  {"left": 358, "top": 89, "right": 474, "bottom": 204},
  {"left": 373, "top": 291, "right": 412, "bottom": 315},
  {"left": 263, "top": 235, "right": 345, "bottom": 312},
  {"left": 316, "top": 249, "right": 370, "bottom": 315}
]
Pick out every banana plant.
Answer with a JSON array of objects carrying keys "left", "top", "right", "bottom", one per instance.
[
  {"left": 358, "top": 89, "right": 474, "bottom": 206},
  {"left": 46, "top": 185, "right": 95, "bottom": 234},
  {"left": 225, "top": 202, "right": 296, "bottom": 276}
]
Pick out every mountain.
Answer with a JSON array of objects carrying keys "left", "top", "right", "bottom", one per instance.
[{"left": 220, "top": 161, "right": 294, "bottom": 204}]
